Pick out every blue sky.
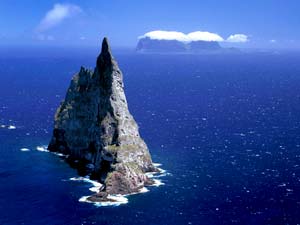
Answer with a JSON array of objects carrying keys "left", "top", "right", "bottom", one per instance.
[{"left": 0, "top": 0, "right": 299, "bottom": 48}]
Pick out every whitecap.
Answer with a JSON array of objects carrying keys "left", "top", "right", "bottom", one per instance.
[
  {"left": 8, "top": 125, "right": 16, "bottom": 130},
  {"left": 69, "top": 177, "right": 103, "bottom": 193},
  {"left": 152, "top": 172, "right": 170, "bottom": 178},
  {"left": 102, "top": 195, "right": 128, "bottom": 206},
  {"left": 158, "top": 168, "right": 167, "bottom": 174},
  {"left": 152, "top": 179, "right": 165, "bottom": 187},
  {"left": 35, "top": 145, "right": 68, "bottom": 157},
  {"left": 36, "top": 146, "right": 49, "bottom": 152},
  {"left": 20, "top": 148, "right": 30, "bottom": 152},
  {"left": 89, "top": 186, "right": 101, "bottom": 193},
  {"left": 145, "top": 172, "right": 155, "bottom": 178},
  {"left": 69, "top": 177, "right": 84, "bottom": 181},
  {"left": 138, "top": 187, "right": 150, "bottom": 193},
  {"left": 79, "top": 196, "right": 91, "bottom": 203},
  {"left": 145, "top": 164, "right": 170, "bottom": 179},
  {"left": 153, "top": 163, "right": 162, "bottom": 167},
  {"left": 53, "top": 152, "right": 66, "bottom": 157}
]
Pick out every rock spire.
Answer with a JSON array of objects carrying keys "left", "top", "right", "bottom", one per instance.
[{"left": 48, "top": 37, "right": 157, "bottom": 201}]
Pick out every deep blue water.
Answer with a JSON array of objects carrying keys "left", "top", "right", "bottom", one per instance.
[{"left": 0, "top": 48, "right": 300, "bottom": 225}]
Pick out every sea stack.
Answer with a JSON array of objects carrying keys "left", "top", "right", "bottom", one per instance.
[{"left": 48, "top": 37, "right": 157, "bottom": 201}]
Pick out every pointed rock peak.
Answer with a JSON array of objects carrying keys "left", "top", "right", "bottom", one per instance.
[
  {"left": 101, "top": 37, "right": 111, "bottom": 55},
  {"left": 97, "top": 37, "right": 113, "bottom": 71}
]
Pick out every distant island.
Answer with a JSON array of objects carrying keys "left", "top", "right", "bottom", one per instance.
[
  {"left": 136, "top": 36, "right": 239, "bottom": 53},
  {"left": 48, "top": 37, "right": 159, "bottom": 203}
]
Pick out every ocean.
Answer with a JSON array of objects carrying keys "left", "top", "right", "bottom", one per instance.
[{"left": 0, "top": 48, "right": 300, "bottom": 225}]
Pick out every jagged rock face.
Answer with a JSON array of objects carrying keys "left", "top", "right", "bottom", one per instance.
[
  {"left": 48, "top": 38, "right": 156, "bottom": 196},
  {"left": 136, "top": 37, "right": 186, "bottom": 52}
]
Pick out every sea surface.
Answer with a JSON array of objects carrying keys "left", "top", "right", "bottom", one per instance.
[{"left": 0, "top": 47, "right": 300, "bottom": 225}]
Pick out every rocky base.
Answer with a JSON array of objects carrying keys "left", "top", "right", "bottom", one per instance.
[
  {"left": 64, "top": 154, "right": 158, "bottom": 198},
  {"left": 87, "top": 192, "right": 112, "bottom": 203}
]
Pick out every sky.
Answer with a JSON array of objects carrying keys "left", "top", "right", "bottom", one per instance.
[{"left": 0, "top": 0, "right": 300, "bottom": 49}]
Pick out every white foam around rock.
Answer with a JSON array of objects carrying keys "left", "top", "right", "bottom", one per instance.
[
  {"left": 79, "top": 194, "right": 129, "bottom": 207},
  {"left": 138, "top": 187, "right": 150, "bottom": 193},
  {"left": 36, "top": 146, "right": 49, "bottom": 152},
  {"left": 71, "top": 161, "right": 168, "bottom": 207},
  {"left": 153, "top": 163, "right": 162, "bottom": 167},
  {"left": 152, "top": 179, "right": 165, "bottom": 187},
  {"left": 69, "top": 177, "right": 103, "bottom": 193}
]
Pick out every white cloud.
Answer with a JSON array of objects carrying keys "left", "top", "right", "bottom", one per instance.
[
  {"left": 139, "top": 30, "right": 223, "bottom": 42},
  {"left": 37, "top": 3, "right": 82, "bottom": 31},
  {"left": 139, "top": 31, "right": 189, "bottom": 42},
  {"left": 140, "top": 30, "right": 248, "bottom": 43},
  {"left": 226, "top": 34, "right": 249, "bottom": 43}
]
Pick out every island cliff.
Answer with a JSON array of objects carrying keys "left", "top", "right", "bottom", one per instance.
[
  {"left": 48, "top": 37, "right": 158, "bottom": 202},
  {"left": 136, "top": 37, "right": 222, "bottom": 53}
]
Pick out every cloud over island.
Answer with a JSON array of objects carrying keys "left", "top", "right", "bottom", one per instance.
[{"left": 139, "top": 30, "right": 249, "bottom": 43}]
